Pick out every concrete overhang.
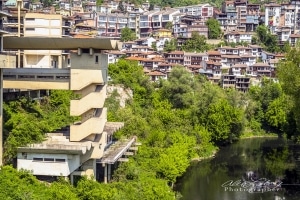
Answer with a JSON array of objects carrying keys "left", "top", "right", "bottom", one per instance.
[{"left": 3, "top": 37, "right": 123, "bottom": 50}]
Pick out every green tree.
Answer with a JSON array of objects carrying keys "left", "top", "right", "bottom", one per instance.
[
  {"left": 277, "top": 42, "right": 300, "bottom": 141},
  {"left": 206, "top": 18, "right": 222, "bottom": 39},
  {"left": 161, "top": 66, "right": 195, "bottom": 109},
  {"left": 255, "top": 25, "right": 279, "bottom": 53},
  {"left": 96, "top": 0, "right": 103, "bottom": 6},
  {"left": 163, "top": 38, "right": 177, "bottom": 52},
  {"left": 181, "top": 32, "right": 209, "bottom": 52},
  {"left": 120, "top": 27, "right": 136, "bottom": 42},
  {"left": 165, "top": 21, "right": 173, "bottom": 30}
]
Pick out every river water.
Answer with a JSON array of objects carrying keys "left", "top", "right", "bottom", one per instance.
[{"left": 175, "top": 137, "right": 300, "bottom": 200}]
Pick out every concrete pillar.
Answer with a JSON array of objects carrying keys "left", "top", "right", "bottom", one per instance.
[
  {"left": 103, "top": 163, "right": 107, "bottom": 183},
  {"left": 70, "top": 174, "right": 74, "bottom": 185},
  {"left": 107, "top": 164, "right": 111, "bottom": 182}
]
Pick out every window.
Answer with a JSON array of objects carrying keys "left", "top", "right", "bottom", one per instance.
[
  {"left": 26, "top": 18, "right": 35, "bottom": 21},
  {"left": 25, "top": 28, "right": 35, "bottom": 31},
  {"left": 33, "top": 158, "right": 43, "bottom": 161},
  {"left": 95, "top": 55, "right": 99, "bottom": 63},
  {"left": 55, "top": 158, "right": 66, "bottom": 162}
]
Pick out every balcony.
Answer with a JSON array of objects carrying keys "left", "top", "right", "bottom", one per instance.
[{"left": 62, "top": 21, "right": 71, "bottom": 27}]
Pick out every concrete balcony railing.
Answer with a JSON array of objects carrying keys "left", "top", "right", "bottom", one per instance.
[
  {"left": 70, "top": 85, "right": 106, "bottom": 116},
  {"left": 70, "top": 108, "right": 107, "bottom": 142},
  {"left": 70, "top": 69, "right": 104, "bottom": 90}
]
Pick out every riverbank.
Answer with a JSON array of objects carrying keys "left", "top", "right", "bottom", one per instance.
[
  {"left": 240, "top": 132, "right": 278, "bottom": 139},
  {"left": 191, "top": 149, "right": 218, "bottom": 161}
]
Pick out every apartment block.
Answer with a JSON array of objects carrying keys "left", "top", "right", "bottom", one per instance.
[{"left": 23, "top": 13, "right": 71, "bottom": 68}]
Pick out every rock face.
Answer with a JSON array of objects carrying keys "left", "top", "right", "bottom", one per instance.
[{"left": 107, "top": 85, "right": 133, "bottom": 108}]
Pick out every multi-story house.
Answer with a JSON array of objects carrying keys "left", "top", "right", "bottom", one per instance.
[
  {"left": 97, "top": 13, "right": 127, "bottom": 37},
  {"left": 236, "top": 5, "right": 247, "bottom": 32},
  {"left": 184, "top": 52, "right": 208, "bottom": 66},
  {"left": 71, "top": 0, "right": 84, "bottom": 15},
  {"left": 248, "top": 44, "right": 263, "bottom": 58},
  {"left": 139, "top": 10, "right": 159, "bottom": 37},
  {"left": 230, "top": 63, "right": 247, "bottom": 75},
  {"left": 23, "top": 13, "right": 71, "bottom": 68},
  {"left": 207, "top": 50, "right": 222, "bottom": 62},
  {"left": 265, "top": 3, "right": 281, "bottom": 34},
  {"left": 175, "top": 4, "right": 214, "bottom": 19},
  {"left": 235, "top": 76, "right": 250, "bottom": 92},
  {"left": 103, "top": 50, "right": 126, "bottom": 64},
  {"left": 221, "top": 0, "right": 238, "bottom": 31},
  {"left": 221, "top": 54, "right": 241, "bottom": 68},
  {"left": 151, "top": 8, "right": 180, "bottom": 31},
  {"left": 288, "top": 33, "right": 300, "bottom": 46},
  {"left": 246, "top": 3, "right": 260, "bottom": 32},
  {"left": 249, "top": 62, "right": 271, "bottom": 77},
  {"left": 127, "top": 12, "right": 140, "bottom": 38},
  {"left": 186, "top": 21, "right": 208, "bottom": 38},
  {"left": 201, "top": 60, "right": 222, "bottom": 82},
  {"left": 276, "top": 26, "right": 292, "bottom": 43},
  {"left": 157, "top": 63, "right": 181, "bottom": 72},
  {"left": 165, "top": 51, "right": 184, "bottom": 65},
  {"left": 224, "top": 31, "right": 252, "bottom": 43},
  {"left": 240, "top": 53, "right": 256, "bottom": 67},
  {"left": 147, "top": 70, "right": 167, "bottom": 81}
]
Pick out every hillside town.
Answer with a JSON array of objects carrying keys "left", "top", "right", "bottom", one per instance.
[{"left": 2, "top": 0, "right": 300, "bottom": 91}]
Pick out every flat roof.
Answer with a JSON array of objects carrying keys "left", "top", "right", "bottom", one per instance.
[{"left": 4, "top": 37, "right": 122, "bottom": 50}]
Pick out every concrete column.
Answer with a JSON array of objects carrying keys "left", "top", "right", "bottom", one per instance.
[
  {"left": 58, "top": 55, "right": 62, "bottom": 68},
  {"left": 107, "top": 164, "right": 111, "bottom": 182},
  {"left": 70, "top": 174, "right": 74, "bottom": 185},
  {"left": 103, "top": 163, "right": 107, "bottom": 183}
]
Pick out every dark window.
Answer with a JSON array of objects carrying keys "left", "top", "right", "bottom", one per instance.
[
  {"left": 33, "top": 158, "right": 43, "bottom": 161},
  {"left": 55, "top": 158, "right": 66, "bottom": 162},
  {"left": 44, "top": 158, "right": 55, "bottom": 162},
  {"left": 26, "top": 18, "right": 35, "bottom": 21},
  {"left": 25, "top": 28, "right": 35, "bottom": 31},
  {"left": 95, "top": 55, "right": 99, "bottom": 63}
]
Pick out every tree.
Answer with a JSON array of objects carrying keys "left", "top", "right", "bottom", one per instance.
[
  {"left": 277, "top": 42, "right": 300, "bottom": 141},
  {"left": 255, "top": 25, "right": 278, "bottom": 53},
  {"left": 165, "top": 21, "right": 173, "bottom": 30},
  {"left": 120, "top": 27, "right": 136, "bottom": 42},
  {"left": 118, "top": 1, "right": 124, "bottom": 12},
  {"left": 161, "top": 66, "right": 195, "bottom": 109},
  {"left": 151, "top": 42, "right": 157, "bottom": 51},
  {"left": 206, "top": 18, "right": 222, "bottom": 39},
  {"left": 96, "top": 0, "right": 103, "bottom": 6},
  {"left": 163, "top": 38, "right": 177, "bottom": 52},
  {"left": 181, "top": 32, "right": 209, "bottom": 52}
]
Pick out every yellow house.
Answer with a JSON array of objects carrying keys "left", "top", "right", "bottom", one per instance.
[
  {"left": 57, "top": 8, "right": 72, "bottom": 17},
  {"left": 153, "top": 28, "right": 172, "bottom": 38}
]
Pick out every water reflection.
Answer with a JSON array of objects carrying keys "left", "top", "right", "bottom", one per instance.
[{"left": 175, "top": 137, "right": 300, "bottom": 200}]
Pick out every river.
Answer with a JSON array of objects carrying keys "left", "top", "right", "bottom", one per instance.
[{"left": 175, "top": 137, "right": 300, "bottom": 200}]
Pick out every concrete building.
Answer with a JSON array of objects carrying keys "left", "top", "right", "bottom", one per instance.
[
  {"left": 3, "top": 37, "right": 138, "bottom": 183},
  {"left": 23, "top": 13, "right": 71, "bottom": 68},
  {"left": 264, "top": 3, "right": 281, "bottom": 34}
]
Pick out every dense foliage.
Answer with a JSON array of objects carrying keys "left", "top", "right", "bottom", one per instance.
[
  {"left": 3, "top": 90, "right": 78, "bottom": 163},
  {"left": 2, "top": 48, "right": 300, "bottom": 198},
  {"left": 206, "top": 18, "right": 222, "bottom": 39},
  {"left": 120, "top": 27, "right": 136, "bottom": 42}
]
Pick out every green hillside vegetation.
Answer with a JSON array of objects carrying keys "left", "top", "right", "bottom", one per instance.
[{"left": 1, "top": 42, "right": 300, "bottom": 198}]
